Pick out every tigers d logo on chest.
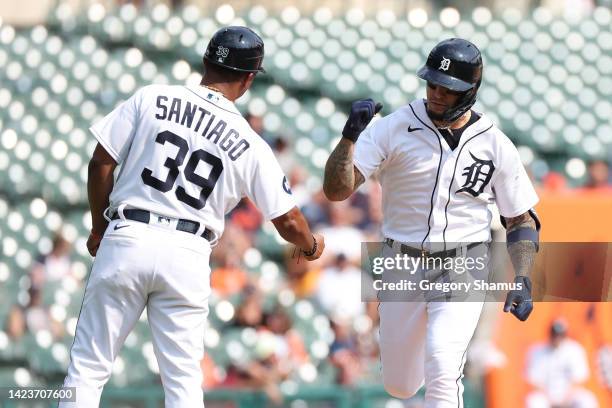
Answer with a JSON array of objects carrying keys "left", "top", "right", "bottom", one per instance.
[{"left": 456, "top": 152, "right": 495, "bottom": 197}]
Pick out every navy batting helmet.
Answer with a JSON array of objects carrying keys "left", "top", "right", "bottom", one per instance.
[
  {"left": 204, "top": 26, "right": 266, "bottom": 73},
  {"left": 417, "top": 38, "right": 482, "bottom": 123}
]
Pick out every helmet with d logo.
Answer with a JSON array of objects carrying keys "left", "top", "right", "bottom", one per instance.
[{"left": 417, "top": 38, "right": 482, "bottom": 122}]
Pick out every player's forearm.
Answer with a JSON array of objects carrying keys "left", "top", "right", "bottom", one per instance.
[
  {"left": 507, "top": 241, "right": 536, "bottom": 277},
  {"left": 87, "top": 160, "right": 114, "bottom": 234},
  {"left": 271, "top": 207, "right": 315, "bottom": 251},
  {"left": 323, "top": 138, "right": 356, "bottom": 201},
  {"left": 505, "top": 214, "right": 538, "bottom": 277}
]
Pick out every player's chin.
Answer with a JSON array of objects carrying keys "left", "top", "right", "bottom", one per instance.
[{"left": 426, "top": 107, "right": 445, "bottom": 119}]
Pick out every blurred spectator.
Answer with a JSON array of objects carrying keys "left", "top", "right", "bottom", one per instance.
[
  {"left": 232, "top": 285, "right": 264, "bottom": 328},
  {"left": 583, "top": 160, "right": 611, "bottom": 190},
  {"left": 261, "top": 305, "right": 308, "bottom": 367},
  {"left": 541, "top": 171, "right": 569, "bottom": 192},
  {"left": 210, "top": 222, "right": 253, "bottom": 267},
  {"left": 245, "top": 113, "right": 274, "bottom": 144},
  {"left": 272, "top": 136, "right": 297, "bottom": 175},
  {"left": 229, "top": 198, "right": 263, "bottom": 234},
  {"left": 318, "top": 201, "right": 365, "bottom": 263},
  {"left": 525, "top": 319, "right": 598, "bottom": 408},
  {"left": 223, "top": 305, "right": 306, "bottom": 405},
  {"left": 4, "top": 305, "right": 26, "bottom": 341},
  {"left": 29, "top": 233, "right": 73, "bottom": 290},
  {"left": 301, "top": 189, "right": 329, "bottom": 227},
  {"left": 224, "top": 333, "right": 288, "bottom": 406},
  {"left": 287, "top": 165, "right": 311, "bottom": 208},
  {"left": 315, "top": 254, "right": 364, "bottom": 320},
  {"left": 200, "top": 354, "right": 223, "bottom": 390},
  {"left": 284, "top": 246, "right": 323, "bottom": 298},
  {"left": 347, "top": 190, "right": 370, "bottom": 230},
  {"left": 597, "top": 345, "right": 612, "bottom": 392},
  {"left": 24, "top": 287, "right": 64, "bottom": 339},
  {"left": 210, "top": 251, "right": 249, "bottom": 298},
  {"left": 329, "top": 318, "right": 362, "bottom": 385}
]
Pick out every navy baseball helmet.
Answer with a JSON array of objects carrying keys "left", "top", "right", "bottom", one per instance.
[
  {"left": 204, "top": 26, "right": 266, "bottom": 73},
  {"left": 417, "top": 38, "right": 483, "bottom": 122}
]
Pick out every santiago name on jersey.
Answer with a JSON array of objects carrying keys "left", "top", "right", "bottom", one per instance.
[
  {"left": 90, "top": 84, "right": 295, "bottom": 239},
  {"left": 354, "top": 98, "right": 538, "bottom": 248}
]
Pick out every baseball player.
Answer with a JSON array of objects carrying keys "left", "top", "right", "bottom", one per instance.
[
  {"left": 323, "top": 38, "right": 540, "bottom": 406},
  {"left": 59, "top": 26, "right": 324, "bottom": 407}
]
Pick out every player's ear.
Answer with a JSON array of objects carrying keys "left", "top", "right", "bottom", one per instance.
[
  {"left": 239, "top": 73, "right": 256, "bottom": 97},
  {"left": 245, "top": 72, "right": 256, "bottom": 86}
]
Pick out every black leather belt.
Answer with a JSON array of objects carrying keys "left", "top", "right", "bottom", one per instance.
[
  {"left": 385, "top": 238, "right": 480, "bottom": 259},
  {"left": 111, "top": 209, "right": 213, "bottom": 242}
]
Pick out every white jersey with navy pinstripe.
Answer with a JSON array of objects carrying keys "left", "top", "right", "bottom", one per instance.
[{"left": 353, "top": 98, "right": 538, "bottom": 248}]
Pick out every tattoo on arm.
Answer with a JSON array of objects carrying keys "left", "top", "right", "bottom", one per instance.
[
  {"left": 505, "top": 212, "right": 537, "bottom": 278},
  {"left": 505, "top": 212, "right": 536, "bottom": 231},
  {"left": 324, "top": 139, "right": 358, "bottom": 200}
]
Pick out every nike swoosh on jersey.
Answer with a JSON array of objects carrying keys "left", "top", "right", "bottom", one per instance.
[
  {"left": 114, "top": 224, "right": 129, "bottom": 230},
  {"left": 407, "top": 125, "right": 423, "bottom": 132}
]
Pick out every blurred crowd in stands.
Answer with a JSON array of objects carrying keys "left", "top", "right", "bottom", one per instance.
[
  {"left": 538, "top": 159, "right": 612, "bottom": 193},
  {"left": 201, "top": 114, "right": 385, "bottom": 400},
  {"left": 5, "top": 234, "right": 75, "bottom": 343}
]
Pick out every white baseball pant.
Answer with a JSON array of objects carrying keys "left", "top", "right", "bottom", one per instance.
[
  {"left": 377, "top": 242, "right": 485, "bottom": 407},
  {"left": 379, "top": 301, "right": 483, "bottom": 407},
  {"left": 59, "top": 217, "right": 211, "bottom": 407}
]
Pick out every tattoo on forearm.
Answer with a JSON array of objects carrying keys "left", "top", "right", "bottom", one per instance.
[
  {"left": 505, "top": 213, "right": 535, "bottom": 231},
  {"left": 324, "top": 140, "right": 356, "bottom": 198},
  {"left": 507, "top": 241, "right": 536, "bottom": 277},
  {"left": 505, "top": 213, "right": 537, "bottom": 277}
]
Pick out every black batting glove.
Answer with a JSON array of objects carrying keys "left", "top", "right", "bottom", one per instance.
[
  {"left": 342, "top": 99, "right": 383, "bottom": 142},
  {"left": 503, "top": 276, "right": 533, "bottom": 321}
]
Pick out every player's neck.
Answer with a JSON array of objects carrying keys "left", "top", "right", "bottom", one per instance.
[
  {"left": 199, "top": 79, "right": 237, "bottom": 101},
  {"left": 433, "top": 110, "right": 471, "bottom": 130}
]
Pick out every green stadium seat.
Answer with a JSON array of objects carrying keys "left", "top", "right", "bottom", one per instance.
[{"left": 312, "top": 7, "right": 333, "bottom": 28}]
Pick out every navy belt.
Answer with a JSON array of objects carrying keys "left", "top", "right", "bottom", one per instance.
[
  {"left": 385, "top": 239, "right": 480, "bottom": 259},
  {"left": 111, "top": 209, "right": 213, "bottom": 242}
]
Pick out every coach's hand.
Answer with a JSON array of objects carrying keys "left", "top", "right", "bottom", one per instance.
[
  {"left": 342, "top": 99, "right": 383, "bottom": 142},
  {"left": 503, "top": 276, "right": 533, "bottom": 321},
  {"left": 87, "top": 230, "right": 103, "bottom": 257},
  {"left": 302, "top": 233, "right": 325, "bottom": 261}
]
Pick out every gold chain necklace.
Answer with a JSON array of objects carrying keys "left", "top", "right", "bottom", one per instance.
[{"left": 202, "top": 85, "right": 224, "bottom": 96}]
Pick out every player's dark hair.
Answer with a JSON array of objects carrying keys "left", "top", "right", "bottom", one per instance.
[{"left": 203, "top": 60, "right": 250, "bottom": 83}]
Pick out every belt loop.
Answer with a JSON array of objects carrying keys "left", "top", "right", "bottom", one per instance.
[
  {"left": 194, "top": 222, "right": 206, "bottom": 237},
  {"left": 208, "top": 233, "right": 219, "bottom": 248},
  {"left": 168, "top": 217, "right": 179, "bottom": 230},
  {"left": 117, "top": 203, "right": 128, "bottom": 221}
]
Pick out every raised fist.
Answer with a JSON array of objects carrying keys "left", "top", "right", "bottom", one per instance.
[{"left": 342, "top": 98, "right": 383, "bottom": 142}]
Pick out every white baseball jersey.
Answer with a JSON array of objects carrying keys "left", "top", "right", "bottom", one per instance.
[
  {"left": 354, "top": 98, "right": 538, "bottom": 247},
  {"left": 61, "top": 84, "right": 296, "bottom": 408},
  {"left": 90, "top": 84, "right": 295, "bottom": 237}
]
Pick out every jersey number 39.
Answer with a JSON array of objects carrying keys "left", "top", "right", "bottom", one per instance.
[{"left": 141, "top": 130, "right": 223, "bottom": 210}]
